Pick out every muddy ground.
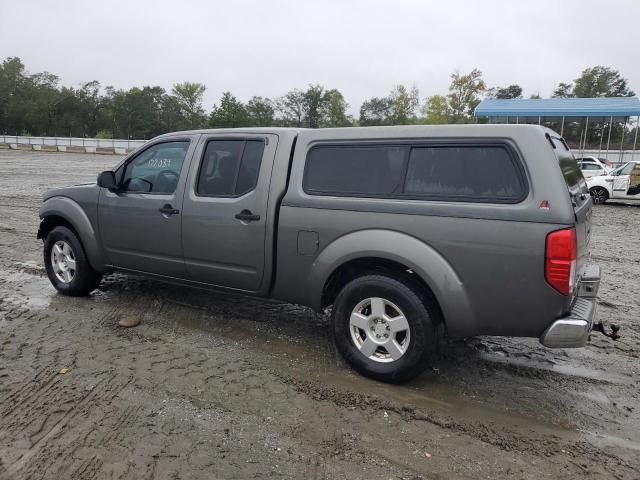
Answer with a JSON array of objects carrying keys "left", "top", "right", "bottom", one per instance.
[{"left": 0, "top": 150, "right": 639, "bottom": 480}]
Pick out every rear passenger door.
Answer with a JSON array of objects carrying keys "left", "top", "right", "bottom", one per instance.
[{"left": 181, "top": 134, "right": 278, "bottom": 291}]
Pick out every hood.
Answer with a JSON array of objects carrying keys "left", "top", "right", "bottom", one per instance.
[{"left": 43, "top": 182, "right": 99, "bottom": 202}]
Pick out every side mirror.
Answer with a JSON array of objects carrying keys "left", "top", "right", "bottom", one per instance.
[{"left": 97, "top": 171, "right": 118, "bottom": 190}]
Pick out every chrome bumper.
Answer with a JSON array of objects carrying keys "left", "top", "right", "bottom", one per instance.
[{"left": 540, "top": 264, "right": 600, "bottom": 348}]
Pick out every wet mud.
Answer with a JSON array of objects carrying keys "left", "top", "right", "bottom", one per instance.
[{"left": 1, "top": 150, "right": 639, "bottom": 479}]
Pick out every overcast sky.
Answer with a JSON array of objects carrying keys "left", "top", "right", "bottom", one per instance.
[{"left": 1, "top": 0, "right": 638, "bottom": 113}]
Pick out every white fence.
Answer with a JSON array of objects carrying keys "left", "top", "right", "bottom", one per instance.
[
  {"left": 1, "top": 134, "right": 639, "bottom": 164},
  {"left": 0, "top": 135, "right": 146, "bottom": 154}
]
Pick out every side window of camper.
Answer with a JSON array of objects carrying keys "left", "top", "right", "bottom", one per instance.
[{"left": 405, "top": 146, "right": 526, "bottom": 202}]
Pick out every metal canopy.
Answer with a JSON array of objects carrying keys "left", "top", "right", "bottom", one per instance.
[{"left": 474, "top": 97, "right": 640, "bottom": 117}]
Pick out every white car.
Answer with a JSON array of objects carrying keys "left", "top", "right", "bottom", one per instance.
[
  {"left": 587, "top": 161, "right": 640, "bottom": 204},
  {"left": 576, "top": 156, "right": 612, "bottom": 178}
]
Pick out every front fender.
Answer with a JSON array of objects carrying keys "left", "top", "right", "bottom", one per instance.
[
  {"left": 309, "top": 229, "right": 478, "bottom": 337},
  {"left": 587, "top": 177, "right": 614, "bottom": 197},
  {"left": 39, "top": 196, "right": 107, "bottom": 272}
]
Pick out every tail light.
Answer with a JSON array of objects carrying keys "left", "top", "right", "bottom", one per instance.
[{"left": 545, "top": 228, "right": 577, "bottom": 296}]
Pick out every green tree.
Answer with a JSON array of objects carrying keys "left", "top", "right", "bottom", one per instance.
[
  {"left": 172, "top": 82, "right": 207, "bottom": 129},
  {"left": 23, "top": 72, "right": 61, "bottom": 136},
  {"left": 246, "top": 96, "right": 275, "bottom": 126},
  {"left": 359, "top": 97, "right": 393, "bottom": 126},
  {"left": 389, "top": 85, "right": 419, "bottom": 124},
  {"left": 302, "top": 84, "right": 328, "bottom": 128},
  {"left": 421, "top": 94, "right": 451, "bottom": 124},
  {"left": 553, "top": 67, "right": 635, "bottom": 98},
  {"left": 0, "top": 57, "right": 27, "bottom": 134},
  {"left": 552, "top": 82, "right": 574, "bottom": 98},
  {"left": 322, "top": 89, "right": 351, "bottom": 127},
  {"left": 573, "top": 66, "right": 635, "bottom": 97},
  {"left": 277, "top": 89, "right": 305, "bottom": 127},
  {"left": 486, "top": 84, "right": 522, "bottom": 99},
  {"left": 447, "top": 68, "right": 486, "bottom": 122},
  {"left": 209, "top": 92, "right": 248, "bottom": 128}
]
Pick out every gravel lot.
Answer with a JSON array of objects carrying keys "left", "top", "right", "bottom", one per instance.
[{"left": 0, "top": 150, "right": 639, "bottom": 480}]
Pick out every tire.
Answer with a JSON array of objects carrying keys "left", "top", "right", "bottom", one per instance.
[
  {"left": 589, "top": 186, "right": 609, "bottom": 204},
  {"left": 44, "top": 226, "right": 102, "bottom": 296},
  {"left": 332, "top": 274, "right": 439, "bottom": 383}
]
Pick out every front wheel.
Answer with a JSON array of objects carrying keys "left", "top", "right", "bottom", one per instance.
[
  {"left": 332, "top": 274, "right": 439, "bottom": 383},
  {"left": 589, "top": 186, "right": 609, "bottom": 204},
  {"left": 44, "top": 226, "right": 102, "bottom": 296}
]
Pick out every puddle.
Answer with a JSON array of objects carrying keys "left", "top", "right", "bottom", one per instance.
[
  {"left": 580, "top": 430, "right": 640, "bottom": 452},
  {"left": 0, "top": 270, "right": 55, "bottom": 310},
  {"left": 478, "top": 351, "right": 631, "bottom": 385},
  {"left": 162, "top": 297, "right": 581, "bottom": 434}
]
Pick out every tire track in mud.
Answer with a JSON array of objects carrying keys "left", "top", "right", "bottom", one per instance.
[
  {"left": 266, "top": 368, "right": 638, "bottom": 477},
  {"left": 0, "top": 372, "right": 137, "bottom": 480},
  {"left": 69, "top": 455, "right": 103, "bottom": 480}
]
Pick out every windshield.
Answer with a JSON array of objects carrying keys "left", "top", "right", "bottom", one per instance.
[{"left": 613, "top": 162, "right": 637, "bottom": 176}]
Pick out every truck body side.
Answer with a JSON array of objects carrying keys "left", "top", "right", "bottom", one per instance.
[
  {"left": 271, "top": 125, "right": 587, "bottom": 339},
  {"left": 39, "top": 125, "right": 592, "bottom": 342}
]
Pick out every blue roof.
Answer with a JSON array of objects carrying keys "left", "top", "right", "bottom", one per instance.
[{"left": 475, "top": 97, "right": 640, "bottom": 117}]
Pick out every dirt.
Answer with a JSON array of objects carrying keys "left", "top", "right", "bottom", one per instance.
[{"left": 1, "top": 149, "right": 639, "bottom": 479}]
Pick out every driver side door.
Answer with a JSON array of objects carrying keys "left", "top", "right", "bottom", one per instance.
[{"left": 98, "top": 137, "right": 197, "bottom": 278}]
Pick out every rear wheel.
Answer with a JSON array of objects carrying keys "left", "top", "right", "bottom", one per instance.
[
  {"left": 44, "top": 226, "right": 102, "bottom": 296},
  {"left": 589, "top": 186, "right": 609, "bottom": 204},
  {"left": 332, "top": 274, "right": 439, "bottom": 383}
]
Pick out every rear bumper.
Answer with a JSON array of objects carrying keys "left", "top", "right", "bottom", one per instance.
[{"left": 540, "top": 264, "right": 600, "bottom": 348}]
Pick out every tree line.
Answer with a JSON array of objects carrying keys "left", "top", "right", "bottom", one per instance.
[{"left": 0, "top": 56, "right": 636, "bottom": 149}]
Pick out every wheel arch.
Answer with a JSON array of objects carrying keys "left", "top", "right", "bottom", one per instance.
[
  {"left": 38, "top": 196, "right": 107, "bottom": 272},
  {"left": 311, "top": 229, "right": 478, "bottom": 338}
]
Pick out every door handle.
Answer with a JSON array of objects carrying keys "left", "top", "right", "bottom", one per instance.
[
  {"left": 235, "top": 209, "right": 260, "bottom": 222},
  {"left": 159, "top": 204, "right": 180, "bottom": 215}
]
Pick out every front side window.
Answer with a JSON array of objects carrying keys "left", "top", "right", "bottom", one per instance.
[
  {"left": 121, "top": 141, "right": 189, "bottom": 193},
  {"left": 303, "top": 145, "right": 406, "bottom": 195},
  {"left": 405, "top": 146, "right": 525, "bottom": 201},
  {"left": 196, "top": 139, "right": 265, "bottom": 197}
]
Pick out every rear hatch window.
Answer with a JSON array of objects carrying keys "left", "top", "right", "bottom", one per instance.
[
  {"left": 549, "top": 134, "right": 591, "bottom": 282},
  {"left": 550, "top": 136, "right": 588, "bottom": 196}
]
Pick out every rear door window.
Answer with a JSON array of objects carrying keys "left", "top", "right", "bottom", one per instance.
[
  {"left": 404, "top": 146, "right": 525, "bottom": 201},
  {"left": 196, "top": 139, "right": 265, "bottom": 197}
]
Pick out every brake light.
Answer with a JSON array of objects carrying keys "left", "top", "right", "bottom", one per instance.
[{"left": 545, "top": 228, "right": 577, "bottom": 296}]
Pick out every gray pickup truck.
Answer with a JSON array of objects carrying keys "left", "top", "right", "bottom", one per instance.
[{"left": 38, "top": 125, "right": 600, "bottom": 382}]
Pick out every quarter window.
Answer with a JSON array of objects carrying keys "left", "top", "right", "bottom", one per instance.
[
  {"left": 196, "top": 139, "right": 265, "bottom": 197},
  {"left": 303, "top": 145, "right": 406, "bottom": 195},
  {"left": 121, "top": 141, "right": 189, "bottom": 194},
  {"left": 405, "top": 146, "right": 524, "bottom": 201}
]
